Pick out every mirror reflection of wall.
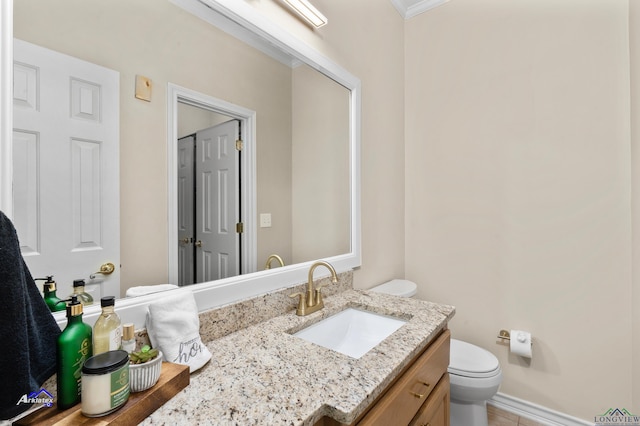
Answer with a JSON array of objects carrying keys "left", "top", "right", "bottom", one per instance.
[
  {"left": 13, "top": 0, "right": 351, "bottom": 299},
  {"left": 291, "top": 64, "right": 351, "bottom": 263}
]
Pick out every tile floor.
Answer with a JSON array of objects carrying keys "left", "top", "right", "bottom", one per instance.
[{"left": 488, "top": 405, "right": 547, "bottom": 426}]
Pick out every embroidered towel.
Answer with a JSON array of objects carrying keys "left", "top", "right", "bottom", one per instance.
[{"left": 146, "top": 288, "right": 211, "bottom": 373}]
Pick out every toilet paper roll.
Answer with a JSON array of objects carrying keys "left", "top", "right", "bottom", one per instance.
[{"left": 510, "top": 330, "right": 532, "bottom": 358}]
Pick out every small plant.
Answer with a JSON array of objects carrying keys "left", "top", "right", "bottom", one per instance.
[{"left": 129, "top": 345, "right": 159, "bottom": 364}]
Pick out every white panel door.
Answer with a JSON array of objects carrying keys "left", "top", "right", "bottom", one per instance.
[
  {"left": 12, "top": 39, "right": 120, "bottom": 299},
  {"left": 177, "top": 135, "right": 195, "bottom": 286},
  {"left": 195, "top": 120, "right": 240, "bottom": 282}
]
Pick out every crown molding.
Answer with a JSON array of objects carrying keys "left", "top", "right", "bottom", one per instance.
[{"left": 390, "top": 0, "right": 449, "bottom": 19}]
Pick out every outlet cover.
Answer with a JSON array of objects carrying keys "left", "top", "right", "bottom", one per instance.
[{"left": 260, "top": 213, "right": 272, "bottom": 228}]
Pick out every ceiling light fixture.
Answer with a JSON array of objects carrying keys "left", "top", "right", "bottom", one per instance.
[{"left": 282, "top": 0, "right": 327, "bottom": 28}]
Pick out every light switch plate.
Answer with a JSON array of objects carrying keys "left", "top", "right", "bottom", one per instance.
[
  {"left": 260, "top": 213, "right": 272, "bottom": 228},
  {"left": 135, "top": 75, "right": 152, "bottom": 101}
]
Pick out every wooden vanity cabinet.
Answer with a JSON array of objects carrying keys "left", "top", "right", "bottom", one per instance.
[
  {"left": 317, "top": 329, "right": 450, "bottom": 426},
  {"left": 357, "top": 329, "right": 450, "bottom": 426},
  {"left": 408, "top": 373, "right": 450, "bottom": 426}
]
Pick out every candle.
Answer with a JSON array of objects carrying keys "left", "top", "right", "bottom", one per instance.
[{"left": 81, "top": 350, "right": 130, "bottom": 417}]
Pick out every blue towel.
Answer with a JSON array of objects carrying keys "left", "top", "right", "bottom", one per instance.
[{"left": 0, "top": 211, "right": 60, "bottom": 420}]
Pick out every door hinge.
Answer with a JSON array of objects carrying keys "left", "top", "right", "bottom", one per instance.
[
  {"left": 236, "top": 222, "right": 244, "bottom": 233},
  {"left": 235, "top": 139, "right": 243, "bottom": 151}
]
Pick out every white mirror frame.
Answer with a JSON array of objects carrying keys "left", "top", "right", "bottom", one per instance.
[{"left": 0, "top": 0, "right": 361, "bottom": 329}]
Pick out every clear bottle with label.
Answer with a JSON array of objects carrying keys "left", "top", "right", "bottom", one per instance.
[
  {"left": 70, "top": 279, "right": 94, "bottom": 306},
  {"left": 93, "top": 296, "right": 122, "bottom": 355},
  {"left": 57, "top": 295, "right": 93, "bottom": 409},
  {"left": 38, "top": 276, "right": 66, "bottom": 312},
  {"left": 121, "top": 323, "right": 136, "bottom": 354}
]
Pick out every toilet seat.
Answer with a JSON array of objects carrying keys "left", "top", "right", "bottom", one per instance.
[{"left": 449, "top": 339, "right": 501, "bottom": 378}]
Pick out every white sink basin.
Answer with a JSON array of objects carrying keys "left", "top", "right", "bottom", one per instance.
[{"left": 292, "top": 308, "right": 407, "bottom": 359}]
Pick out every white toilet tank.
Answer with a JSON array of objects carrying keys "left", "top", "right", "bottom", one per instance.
[{"left": 369, "top": 279, "right": 417, "bottom": 298}]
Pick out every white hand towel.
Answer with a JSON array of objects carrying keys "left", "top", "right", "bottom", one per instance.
[
  {"left": 126, "top": 284, "right": 179, "bottom": 298},
  {"left": 146, "top": 288, "right": 212, "bottom": 373}
]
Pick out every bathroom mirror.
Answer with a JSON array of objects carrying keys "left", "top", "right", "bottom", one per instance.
[{"left": 0, "top": 0, "right": 361, "bottom": 326}]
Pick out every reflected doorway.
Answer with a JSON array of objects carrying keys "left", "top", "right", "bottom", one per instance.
[
  {"left": 177, "top": 117, "right": 242, "bottom": 286},
  {"left": 167, "top": 84, "right": 258, "bottom": 287}
]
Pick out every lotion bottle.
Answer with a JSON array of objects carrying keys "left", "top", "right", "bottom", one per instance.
[
  {"left": 121, "top": 323, "right": 136, "bottom": 354},
  {"left": 93, "top": 296, "right": 122, "bottom": 355},
  {"left": 38, "top": 276, "right": 65, "bottom": 312},
  {"left": 56, "top": 295, "right": 93, "bottom": 409},
  {"left": 70, "top": 279, "right": 94, "bottom": 306}
]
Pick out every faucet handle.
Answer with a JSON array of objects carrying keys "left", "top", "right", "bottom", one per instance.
[
  {"left": 289, "top": 292, "right": 305, "bottom": 315},
  {"left": 315, "top": 287, "right": 325, "bottom": 306},
  {"left": 315, "top": 285, "right": 326, "bottom": 303}
]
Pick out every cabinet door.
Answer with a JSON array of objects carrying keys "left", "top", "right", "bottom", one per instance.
[
  {"left": 409, "top": 374, "right": 450, "bottom": 426},
  {"left": 358, "top": 330, "right": 450, "bottom": 426}
]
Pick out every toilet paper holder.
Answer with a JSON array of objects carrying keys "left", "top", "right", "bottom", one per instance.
[
  {"left": 497, "top": 329, "right": 532, "bottom": 346},
  {"left": 497, "top": 330, "right": 511, "bottom": 340}
]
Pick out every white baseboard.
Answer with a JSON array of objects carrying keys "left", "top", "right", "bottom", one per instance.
[{"left": 489, "top": 393, "right": 594, "bottom": 426}]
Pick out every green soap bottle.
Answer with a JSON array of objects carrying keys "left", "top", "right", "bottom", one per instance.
[
  {"left": 38, "top": 276, "right": 66, "bottom": 312},
  {"left": 56, "top": 295, "right": 93, "bottom": 410}
]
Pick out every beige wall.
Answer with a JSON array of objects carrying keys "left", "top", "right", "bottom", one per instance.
[{"left": 405, "top": 0, "right": 633, "bottom": 420}]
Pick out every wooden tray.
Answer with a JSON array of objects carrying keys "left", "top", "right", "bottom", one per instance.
[{"left": 16, "top": 362, "right": 190, "bottom": 425}]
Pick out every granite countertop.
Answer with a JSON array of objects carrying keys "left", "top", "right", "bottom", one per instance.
[{"left": 140, "top": 289, "right": 455, "bottom": 425}]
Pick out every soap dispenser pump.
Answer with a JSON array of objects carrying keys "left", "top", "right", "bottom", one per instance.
[
  {"left": 37, "top": 276, "right": 66, "bottom": 312},
  {"left": 56, "top": 295, "right": 93, "bottom": 410}
]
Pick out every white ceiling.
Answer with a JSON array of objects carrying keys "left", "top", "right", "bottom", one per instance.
[{"left": 390, "top": 0, "right": 450, "bottom": 19}]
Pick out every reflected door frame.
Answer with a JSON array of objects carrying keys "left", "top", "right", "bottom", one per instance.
[
  {"left": 167, "top": 83, "right": 257, "bottom": 285},
  {"left": 177, "top": 134, "right": 195, "bottom": 285}
]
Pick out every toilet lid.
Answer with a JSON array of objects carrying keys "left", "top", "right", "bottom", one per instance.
[
  {"left": 369, "top": 279, "right": 417, "bottom": 297},
  {"left": 448, "top": 339, "right": 500, "bottom": 378}
]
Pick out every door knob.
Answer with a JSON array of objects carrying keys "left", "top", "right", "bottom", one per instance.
[
  {"left": 90, "top": 262, "right": 115, "bottom": 279},
  {"left": 195, "top": 240, "right": 203, "bottom": 248},
  {"left": 179, "top": 237, "right": 191, "bottom": 245}
]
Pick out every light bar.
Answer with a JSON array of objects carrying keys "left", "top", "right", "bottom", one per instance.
[{"left": 282, "top": 0, "right": 327, "bottom": 28}]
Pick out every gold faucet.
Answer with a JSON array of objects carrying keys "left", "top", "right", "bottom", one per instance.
[
  {"left": 289, "top": 260, "right": 338, "bottom": 316},
  {"left": 264, "top": 254, "right": 285, "bottom": 269}
]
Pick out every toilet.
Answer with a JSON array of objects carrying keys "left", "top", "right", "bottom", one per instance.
[{"left": 370, "top": 279, "right": 503, "bottom": 426}]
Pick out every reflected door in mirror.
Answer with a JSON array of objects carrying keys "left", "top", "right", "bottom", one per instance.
[
  {"left": 12, "top": 39, "right": 121, "bottom": 299},
  {"left": 178, "top": 120, "right": 241, "bottom": 285}
]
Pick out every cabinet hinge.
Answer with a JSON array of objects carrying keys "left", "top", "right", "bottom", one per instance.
[
  {"left": 236, "top": 139, "right": 243, "bottom": 151},
  {"left": 236, "top": 222, "right": 244, "bottom": 233}
]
